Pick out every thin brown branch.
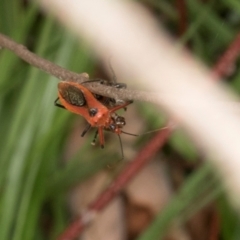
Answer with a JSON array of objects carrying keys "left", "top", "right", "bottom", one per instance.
[
  {"left": 1, "top": 32, "right": 240, "bottom": 106},
  {"left": 176, "top": 0, "right": 188, "bottom": 36},
  {"left": 0, "top": 32, "right": 159, "bottom": 103},
  {"left": 57, "top": 126, "right": 172, "bottom": 240},
  {"left": 0, "top": 33, "right": 88, "bottom": 82},
  {"left": 208, "top": 207, "right": 220, "bottom": 240}
]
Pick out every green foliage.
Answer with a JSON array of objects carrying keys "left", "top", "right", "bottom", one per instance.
[{"left": 0, "top": 2, "right": 115, "bottom": 239}]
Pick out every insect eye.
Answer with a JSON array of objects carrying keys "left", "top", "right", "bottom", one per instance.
[
  {"left": 89, "top": 108, "right": 98, "bottom": 117},
  {"left": 60, "top": 85, "right": 86, "bottom": 106}
]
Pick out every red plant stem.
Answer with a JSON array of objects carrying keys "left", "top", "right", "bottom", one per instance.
[
  {"left": 212, "top": 33, "right": 240, "bottom": 78},
  {"left": 57, "top": 127, "right": 172, "bottom": 240},
  {"left": 208, "top": 207, "right": 220, "bottom": 240},
  {"left": 58, "top": 32, "right": 240, "bottom": 240},
  {"left": 176, "top": 0, "right": 188, "bottom": 36}
]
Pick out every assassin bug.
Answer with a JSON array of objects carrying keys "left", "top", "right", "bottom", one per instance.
[{"left": 55, "top": 81, "right": 132, "bottom": 151}]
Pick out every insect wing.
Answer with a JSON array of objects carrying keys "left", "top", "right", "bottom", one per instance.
[{"left": 58, "top": 81, "right": 90, "bottom": 118}]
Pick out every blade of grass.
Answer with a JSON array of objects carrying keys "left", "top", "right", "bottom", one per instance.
[{"left": 0, "top": 16, "right": 55, "bottom": 240}]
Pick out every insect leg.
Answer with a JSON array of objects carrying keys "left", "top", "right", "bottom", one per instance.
[
  {"left": 81, "top": 79, "right": 106, "bottom": 85},
  {"left": 98, "top": 127, "right": 105, "bottom": 149},
  {"left": 91, "top": 130, "right": 98, "bottom": 146},
  {"left": 109, "top": 100, "right": 133, "bottom": 113},
  {"left": 54, "top": 97, "right": 66, "bottom": 109},
  {"left": 108, "top": 58, "right": 117, "bottom": 84}
]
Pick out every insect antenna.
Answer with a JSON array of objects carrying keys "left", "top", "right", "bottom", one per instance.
[
  {"left": 141, "top": 127, "right": 169, "bottom": 135},
  {"left": 121, "top": 126, "right": 169, "bottom": 137},
  {"left": 121, "top": 131, "right": 139, "bottom": 137},
  {"left": 108, "top": 57, "right": 117, "bottom": 84}
]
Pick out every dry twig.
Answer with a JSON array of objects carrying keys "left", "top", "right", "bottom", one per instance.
[{"left": 0, "top": 33, "right": 160, "bottom": 103}]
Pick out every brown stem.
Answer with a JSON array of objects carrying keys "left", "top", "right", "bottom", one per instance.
[
  {"left": 176, "top": 0, "right": 188, "bottom": 36},
  {"left": 208, "top": 207, "right": 220, "bottom": 240},
  {"left": 2, "top": 32, "right": 240, "bottom": 103},
  {"left": 0, "top": 33, "right": 88, "bottom": 82},
  {"left": 0, "top": 33, "right": 159, "bottom": 103}
]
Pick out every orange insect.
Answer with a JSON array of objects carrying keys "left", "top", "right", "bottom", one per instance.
[{"left": 55, "top": 81, "right": 132, "bottom": 149}]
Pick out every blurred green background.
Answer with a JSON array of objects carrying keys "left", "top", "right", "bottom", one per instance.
[{"left": 0, "top": 0, "right": 240, "bottom": 239}]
